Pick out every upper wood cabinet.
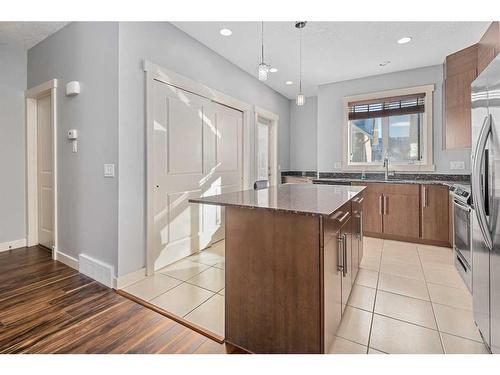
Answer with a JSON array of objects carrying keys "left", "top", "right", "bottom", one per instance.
[
  {"left": 443, "top": 44, "right": 478, "bottom": 149},
  {"left": 443, "top": 21, "right": 500, "bottom": 150},
  {"left": 478, "top": 21, "right": 500, "bottom": 75}
]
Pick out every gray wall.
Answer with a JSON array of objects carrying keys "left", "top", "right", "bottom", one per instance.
[
  {"left": 317, "top": 64, "right": 471, "bottom": 174},
  {"left": 0, "top": 44, "right": 27, "bottom": 244},
  {"left": 290, "top": 96, "right": 318, "bottom": 171},
  {"left": 117, "top": 22, "right": 291, "bottom": 276},
  {"left": 28, "top": 22, "right": 120, "bottom": 270}
]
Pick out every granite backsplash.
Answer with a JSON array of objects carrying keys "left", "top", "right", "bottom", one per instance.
[{"left": 281, "top": 171, "right": 471, "bottom": 183}]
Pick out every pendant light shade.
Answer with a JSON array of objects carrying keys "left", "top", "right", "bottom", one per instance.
[
  {"left": 295, "top": 21, "right": 307, "bottom": 106},
  {"left": 258, "top": 62, "right": 269, "bottom": 81},
  {"left": 258, "top": 22, "right": 269, "bottom": 81},
  {"left": 296, "top": 93, "right": 305, "bottom": 106}
]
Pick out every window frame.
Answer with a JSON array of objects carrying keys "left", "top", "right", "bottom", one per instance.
[{"left": 342, "top": 84, "right": 435, "bottom": 172}]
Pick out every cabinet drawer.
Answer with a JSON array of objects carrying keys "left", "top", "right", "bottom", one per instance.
[
  {"left": 352, "top": 181, "right": 419, "bottom": 195},
  {"left": 283, "top": 176, "right": 312, "bottom": 184}
]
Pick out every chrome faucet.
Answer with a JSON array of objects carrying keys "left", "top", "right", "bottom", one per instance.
[{"left": 383, "top": 155, "right": 389, "bottom": 180}]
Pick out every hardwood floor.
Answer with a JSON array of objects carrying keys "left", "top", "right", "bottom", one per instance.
[{"left": 0, "top": 246, "right": 244, "bottom": 354}]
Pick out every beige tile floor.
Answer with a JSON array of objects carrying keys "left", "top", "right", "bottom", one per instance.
[
  {"left": 122, "top": 240, "right": 226, "bottom": 337},
  {"left": 330, "top": 237, "right": 489, "bottom": 354},
  {"left": 123, "top": 236, "right": 489, "bottom": 353}
]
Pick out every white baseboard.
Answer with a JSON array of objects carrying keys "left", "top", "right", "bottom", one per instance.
[
  {"left": 115, "top": 267, "right": 146, "bottom": 289},
  {"left": 78, "top": 254, "right": 114, "bottom": 288},
  {"left": 55, "top": 251, "right": 79, "bottom": 270},
  {"left": 0, "top": 238, "right": 27, "bottom": 252}
]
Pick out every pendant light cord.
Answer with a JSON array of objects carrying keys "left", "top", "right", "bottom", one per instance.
[
  {"left": 299, "top": 26, "right": 302, "bottom": 92},
  {"left": 261, "top": 21, "right": 265, "bottom": 63}
]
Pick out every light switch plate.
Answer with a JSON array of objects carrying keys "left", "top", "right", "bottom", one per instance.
[
  {"left": 104, "top": 164, "right": 115, "bottom": 177},
  {"left": 450, "top": 161, "right": 465, "bottom": 170}
]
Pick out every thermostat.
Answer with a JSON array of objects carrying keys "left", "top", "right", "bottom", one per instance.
[
  {"left": 67, "top": 129, "right": 79, "bottom": 153},
  {"left": 67, "top": 129, "right": 78, "bottom": 140}
]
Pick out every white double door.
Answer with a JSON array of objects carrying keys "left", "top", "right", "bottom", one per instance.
[{"left": 152, "top": 80, "right": 243, "bottom": 269}]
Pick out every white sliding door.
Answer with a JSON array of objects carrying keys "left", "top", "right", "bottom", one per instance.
[{"left": 152, "top": 80, "right": 242, "bottom": 269}]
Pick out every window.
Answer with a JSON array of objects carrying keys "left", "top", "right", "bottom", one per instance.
[{"left": 343, "top": 85, "right": 434, "bottom": 171}]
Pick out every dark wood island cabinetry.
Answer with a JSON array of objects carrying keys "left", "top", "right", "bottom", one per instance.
[{"left": 190, "top": 184, "right": 365, "bottom": 353}]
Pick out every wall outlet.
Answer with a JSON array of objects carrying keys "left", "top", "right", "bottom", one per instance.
[
  {"left": 104, "top": 164, "right": 115, "bottom": 177},
  {"left": 450, "top": 161, "right": 465, "bottom": 170},
  {"left": 334, "top": 162, "right": 342, "bottom": 170}
]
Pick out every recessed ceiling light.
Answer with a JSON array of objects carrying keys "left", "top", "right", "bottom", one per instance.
[
  {"left": 397, "top": 36, "right": 412, "bottom": 44},
  {"left": 379, "top": 61, "right": 391, "bottom": 67},
  {"left": 269, "top": 67, "right": 278, "bottom": 73},
  {"left": 285, "top": 81, "right": 293, "bottom": 85},
  {"left": 219, "top": 28, "right": 232, "bottom": 36}
]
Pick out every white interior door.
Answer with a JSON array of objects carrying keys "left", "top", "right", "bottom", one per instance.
[
  {"left": 256, "top": 116, "right": 272, "bottom": 183},
  {"left": 152, "top": 80, "right": 243, "bottom": 270},
  {"left": 37, "top": 94, "right": 54, "bottom": 249}
]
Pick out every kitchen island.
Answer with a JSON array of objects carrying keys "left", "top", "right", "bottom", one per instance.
[{"left": 190, "top": 184, "right": 365, "bottom": 353}]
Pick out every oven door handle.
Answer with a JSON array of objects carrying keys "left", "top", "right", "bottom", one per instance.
[{"left": 453, "top": 200, "right": 471, "bottom": 212}]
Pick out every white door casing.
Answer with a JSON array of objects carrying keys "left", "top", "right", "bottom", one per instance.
[
  {"left": 25, "top": 79, "right": 58, "bottom": 258},
  {"left": 36, "top": 94, "right": 54, "bottom": 249},
  {"left": 254, "top": 108, "right": 279, "bottom": 187},
  {"left": 151, "top": 80, "right": 243, "bottom": 271}
]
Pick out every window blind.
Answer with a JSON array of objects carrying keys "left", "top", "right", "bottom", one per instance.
[{"left": 348, "top": 93, "right": 425, "bottom": 120}]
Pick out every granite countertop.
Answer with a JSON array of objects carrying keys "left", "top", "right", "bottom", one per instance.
[
  {"left": 189, "top": 184, "right": 365, "bottom": 217},
  {"left": 312, "top": 178, "right": 469, "bottom": 187}
]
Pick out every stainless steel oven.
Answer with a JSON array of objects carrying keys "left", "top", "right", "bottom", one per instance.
[{"left": 450, "top": 184, "right": 472, "bottom": 291}]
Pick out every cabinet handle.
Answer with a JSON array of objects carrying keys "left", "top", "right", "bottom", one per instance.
[
  {"left": 343, "top": 233, "right": 348, "bottom": 277},
  {"left": 337, "top": 211, "right": 350, "bottom": 223},
  {"left": 337, "top": 236, "right": 344, "bottom": 272},
  {"left": 379, "top": 195, "right": 383, "bottom": 215},
  {"left": 357, "top": 197, "right": 365, "bottom": 204},
  {"left": 360, "top": 211, "right": 363, "bottom": 241},
  {"left": 423, "top": 186, "right": 427, "bottom": 208},
  {"left": 384, "top": 195, "right": 388, "bottom": 215}
]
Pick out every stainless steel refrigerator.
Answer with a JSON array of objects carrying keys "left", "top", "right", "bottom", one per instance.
[{"left": 471, "top": 53, "right": 500, "bottom": 354}]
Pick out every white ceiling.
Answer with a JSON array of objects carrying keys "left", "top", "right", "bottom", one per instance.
[
  {"left": 0, "top": 22, "right": 68, "bottom": 49},
  {"left": 173, "top": 21, "right": 491, "bottom": 99}
]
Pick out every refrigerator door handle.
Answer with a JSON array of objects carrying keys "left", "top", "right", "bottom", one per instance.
[{"left": 472, "top": 114, "right": 493, "bottom": 250}]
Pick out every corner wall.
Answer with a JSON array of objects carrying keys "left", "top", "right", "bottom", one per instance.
[
  {"left": 0, "top": 44, "right": 27, "bottom": 245},
  {"left": 290, "top": 96, "right": 318, "bottom": 171},
  {"left": 27, "top": 22, "right": 120, "bottom": 271}
]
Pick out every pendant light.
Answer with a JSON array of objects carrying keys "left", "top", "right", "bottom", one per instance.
[
  {"left": 258, "top": 22, "right": 270, "bottom": 81},
  {"left": 295, "top": 21, "right": 307, "bottom": 106}
]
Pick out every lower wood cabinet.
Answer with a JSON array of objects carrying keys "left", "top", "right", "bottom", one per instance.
[
  {"left": 421, "top": 184, "right": 450, "bottom": 244},
  {"left": 359, "top": 187, "right": 383, "bottom": 233},
  {"left": 352, "top": 182, "right": 451, "bottom": 247},
  {"left": 340, "top": 214, "right": 353, "bottom": 314},
  {"left": 382, "top": 185, "right": 420, "bottom": 240},
  {"left": 351, "top": 196, "right": 363, "bottom": 282},
  {"left": 323, "top": 200, "right": 361, "bottom": 352}
]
